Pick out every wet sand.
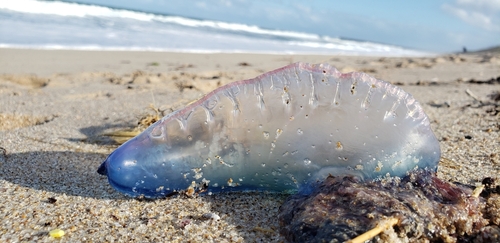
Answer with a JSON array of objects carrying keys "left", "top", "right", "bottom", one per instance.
[{"left": 0, "top": 48, "right": 499, "bottom": 242}]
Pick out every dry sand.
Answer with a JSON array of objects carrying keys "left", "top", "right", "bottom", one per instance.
[{"left": 0, "top": 48, "right": 499, "bottom": 242}]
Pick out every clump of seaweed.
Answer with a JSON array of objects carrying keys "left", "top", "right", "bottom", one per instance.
[
  {"left": 101, "top": 104, "right": 162, "bottom": 144},
  {"left": 279, "top": 170, "right": 500, "bottom": 242}
]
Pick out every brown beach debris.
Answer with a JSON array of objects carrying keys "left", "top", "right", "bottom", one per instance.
[
  {"left": 467, "top": 76, "right": 500, "bottom": 85},
  {"left": 175, "top": 81, "right": 196, "bottom": 92},
  {"left": 278, "top": 170, "right": 500, "bottom": 242},
  {"left": 100, "top": 104, "right": 162, "bottom": 144},
  {"left": 359, "top": 68, "right": 377, "bottom": 73},
  {"left": 462, "top": 86, "right": 500, "bottom": 116},
  {"left": 237, "top": 62, "right": 251, "bottom": 66},
  {"left": 428, "top": 101, "right": 451, "bottom": 108},
  {"left": 488, "top": 91, "right": 500, "bottom": 102}
]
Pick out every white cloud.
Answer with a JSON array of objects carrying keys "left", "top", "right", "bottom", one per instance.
[
  {"left": 442, "top": 0, "right": 500, "bottom": 31},
  {"left": 456, "top": 0, "right": 500, "bottom": 11}
]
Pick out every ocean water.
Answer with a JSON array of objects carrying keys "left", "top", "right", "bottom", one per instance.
[{"left": 0, "top": 0, "right": 427, "bottom": 56}]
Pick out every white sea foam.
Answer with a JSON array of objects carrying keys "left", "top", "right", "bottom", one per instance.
[
  {"left": 0, "top": 0, "right": 319, "bottom": 40},
  {"left": 0, "top": 0, "right": 431, "bottom": 56},
  {"left": 0, "top": 0, "right": 155, "bottom": 20}
]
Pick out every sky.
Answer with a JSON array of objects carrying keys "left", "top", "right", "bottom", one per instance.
[{"left": 67, "top": 0, "right": 500, "bottom": 52}]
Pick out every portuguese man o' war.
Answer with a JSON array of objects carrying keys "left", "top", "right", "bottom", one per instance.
[{"left": 97, "top": 63, "right": 441, "bottom": 198}]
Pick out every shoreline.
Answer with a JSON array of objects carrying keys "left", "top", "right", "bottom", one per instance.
[{"left": 0, "top": 46, "right": 436, "bottom": 56}]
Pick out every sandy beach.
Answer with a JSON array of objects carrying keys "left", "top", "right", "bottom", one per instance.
[{"left": 0, "top": 48, "right": 499, "bottom": 242}]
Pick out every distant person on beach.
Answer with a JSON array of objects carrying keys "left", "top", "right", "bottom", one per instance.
[{"left": 463, "top": 46, "right": 467, "bottom": 53}]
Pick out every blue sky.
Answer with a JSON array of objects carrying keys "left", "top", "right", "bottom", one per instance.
[{"left": 70, "top": 0, "right": 499, "bottom": 52}]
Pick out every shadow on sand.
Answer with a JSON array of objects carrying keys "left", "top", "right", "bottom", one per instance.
[{"left": 0, "top": 150, "right": 124, "bottom": 199}]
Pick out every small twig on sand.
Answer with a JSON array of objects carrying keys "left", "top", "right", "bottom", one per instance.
[
  {"left": 465, "top": 89, "right": 482, "bottom": 103},
  {"left": 346, "top": 217, "right": 399, "bottom": 243}
]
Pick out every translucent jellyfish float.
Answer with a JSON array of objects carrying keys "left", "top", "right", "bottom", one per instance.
[{"left": 97, "top": 62, "right": 441, "bottom": 198}]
